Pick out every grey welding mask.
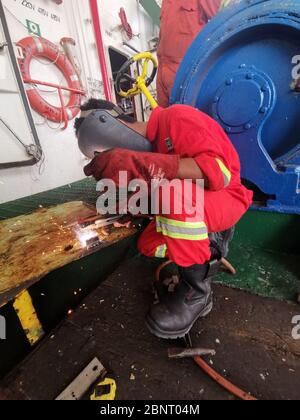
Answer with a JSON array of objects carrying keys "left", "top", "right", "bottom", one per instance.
[{"left": 77, "top": 106, "right": 153, "bottom": 159}]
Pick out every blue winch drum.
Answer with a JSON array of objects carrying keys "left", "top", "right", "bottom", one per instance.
[{"left": 171, "top": 0, "right": 300, "bottom": 214}]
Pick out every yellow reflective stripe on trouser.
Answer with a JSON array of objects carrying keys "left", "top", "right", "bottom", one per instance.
[
  {"left": 13, "top": 290, "right": 44, "bottom": 346},
  {"left": 156, "top": 217, "right": 208, "bottom": 241},
  {"left": 216, "top": 158, "right": 232, "bottom": 187},
  {"left": 155, "top": 244, "right": 168, "bottom": 258}
]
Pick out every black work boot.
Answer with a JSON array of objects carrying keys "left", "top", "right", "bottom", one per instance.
[
  {"left": 146, "top": 263, "right": 212, "bottom": 339},
  {"left": 153, "top": 262, "right": 180, "bottom": 303}
]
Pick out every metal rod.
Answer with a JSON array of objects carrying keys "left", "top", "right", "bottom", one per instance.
[
  {"left": 168, "top": 347, "right": 216, "bottom": 360},
  {"left": 0, "top": 116, "right": 27, "bottom": 148},
  {"left": 123, "top": 42, "right": 140, "bottom": 54},
  {"left": 0, "top": 3, "right": 42, "bottom": 170}
]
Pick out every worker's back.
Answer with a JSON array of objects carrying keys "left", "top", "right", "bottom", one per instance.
[
  {"left": 147, "top": 104, "right": 253, "bottom": 209},
  {"left": 158, "top": 0, "right": 222, "bottom": 64},
  {"left": 157, "top": 0, "right": 221, "bottom": 107}
]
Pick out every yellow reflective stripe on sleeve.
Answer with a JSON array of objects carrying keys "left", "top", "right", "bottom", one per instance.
[
  {"left": 156, "top": 228, "right": 208, "bottom": 241},
  {"left": 156, "top": 217, "right": 208, "bottom": 241},
  {"left": 216, "top": 158, "right": 232, "bottom": 187},
  {"left": 155, "top": 244, "right": 167, "bottom": 258},
  {"left": 156, "top": 216, "right": 207, "bottom": 230}
]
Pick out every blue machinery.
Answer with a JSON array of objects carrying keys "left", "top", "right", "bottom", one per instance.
[{"left": 171, "top": 0, "right": 300, "bottom": 214}]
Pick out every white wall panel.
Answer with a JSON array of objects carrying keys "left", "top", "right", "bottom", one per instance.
[{"left": 0, "top": 0, "right": 157, "bottom": 204}]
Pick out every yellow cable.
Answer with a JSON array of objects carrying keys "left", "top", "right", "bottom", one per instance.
[{"left": 118, "top": 52, "right": 158, "bottom": 109}]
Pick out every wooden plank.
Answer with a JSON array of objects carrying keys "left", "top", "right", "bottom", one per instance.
[{"left": 0, "top": 201, "right": 136, "bottom": 306}]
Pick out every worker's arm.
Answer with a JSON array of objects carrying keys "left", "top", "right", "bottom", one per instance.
[
  {"left": 84, "top": 149, "right": 229, "bottom": 191},
  {"left": 84, "top": 148, "right": 179, "bottom": 186},
  {"left": 170, "top": 129, "right": 231, "bottom": 191},
  {"left": 178, "top": 158, "right": 231, "bottom": 191},
  {"left": 178, "top": 158, "right": 208, "bottom": 186},
  {"left": 84, "top": 149, "right": 207, "bottom": 184},
  {"left": 194, "top": 154, "right": 232, "bottom": 191}
]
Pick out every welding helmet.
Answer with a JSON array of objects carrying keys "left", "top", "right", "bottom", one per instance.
[{"left": 77, "top": 105, "right": 152, "bottom": 159}]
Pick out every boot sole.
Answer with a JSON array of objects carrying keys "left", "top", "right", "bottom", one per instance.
[{"left": 145, "top": 301, "right": 213, "bottom": 340}]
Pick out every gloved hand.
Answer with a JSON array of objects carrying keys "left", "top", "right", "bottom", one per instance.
[{"left": 84, "top": 148, "right": 180, "bottom": 187}]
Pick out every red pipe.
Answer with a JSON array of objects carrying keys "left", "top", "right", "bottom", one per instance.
[
  {"left": 89, "top": 0, "right": 113, "bottom": 101},
  {"left": 57, "top": 87, "right": 69, "bottom": 130},
  {"left": 23, "top": 77, "right": 86, "bottom": 130},
  {"left": 23, "top": 78, "right": 86, "bottom": 95},
  {"left": 194, "top": 357, "right": 257, "bottom": 401}
]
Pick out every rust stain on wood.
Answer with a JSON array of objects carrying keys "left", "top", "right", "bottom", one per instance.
[{"left": 0, "top": 201, "right": 136, "bottom": 306}]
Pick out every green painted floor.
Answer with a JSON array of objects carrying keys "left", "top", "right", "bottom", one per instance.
[
  {"left": 0, "top": 179, "right": 98, "bottom": 220},
  {"left": 217, "top": 211, "right": 300, "bottom": 301},
  {"left": 218, "top": 243, "right": 299, "bottom": 301}
]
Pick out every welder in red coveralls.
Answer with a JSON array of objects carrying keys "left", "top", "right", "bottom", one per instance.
[
  {"left": 157, "top": 0, "right": 222, "bottom": 107},
  {"left": 76, "top": 100, "right": 253, "bottom": 340}
]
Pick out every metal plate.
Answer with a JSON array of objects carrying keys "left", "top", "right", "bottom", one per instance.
[{"left": 56, "top": 358, "right": 106, "bottom": 400}]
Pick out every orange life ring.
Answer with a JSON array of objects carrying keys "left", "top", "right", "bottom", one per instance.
[{"left": 17, "top": 37, "right": 81, "bottom": 123}]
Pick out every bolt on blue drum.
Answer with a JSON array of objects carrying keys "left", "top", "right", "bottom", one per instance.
[{"left": 171, "top": 0, "right": 300, "bottom": 214}]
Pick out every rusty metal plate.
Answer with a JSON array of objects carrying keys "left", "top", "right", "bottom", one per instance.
[{"left": 0, "top": 201, "right": 136, "bottom": 306}]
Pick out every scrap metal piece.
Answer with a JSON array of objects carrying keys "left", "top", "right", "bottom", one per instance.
[
  {"left": 86, "top": 236, "right": 102, "bottom": 251},
  {"left": 56, "top": 358, "right": 106, "bottom": 401},
  {"left": 78, "top": 215, "right": 120, "bottom": 229},
  {"left": 168, "top": 347, "right": 216, "bottom": 360}
]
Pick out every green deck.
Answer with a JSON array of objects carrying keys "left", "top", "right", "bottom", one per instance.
[
  {"left": 0, "top": 179, "right": 98, "bottom": 220},
  {"left": 217, "top": 211, "right": 300, "bottom": 301}
]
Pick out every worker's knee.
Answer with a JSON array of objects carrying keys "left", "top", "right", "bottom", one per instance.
[{"left": 137, "top": 222, "right": 167, "bottom": 259}]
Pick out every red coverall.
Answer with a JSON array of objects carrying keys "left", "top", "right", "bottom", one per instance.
[
  {"left": 137, "top": 105, "right": 253, "bottom": 267},
  {"left": 157, "top": 0, "right": 222, "bottom": 108}
]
